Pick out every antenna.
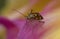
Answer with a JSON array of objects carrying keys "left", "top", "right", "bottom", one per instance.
[{"left": 13, "top": 9, "right": 26, "bottom": 17}]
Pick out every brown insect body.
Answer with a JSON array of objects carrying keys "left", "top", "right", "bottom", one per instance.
[
  {"left": 27, "top": 12, "right": 43, "bottom": 20},
  {"left": 26, "top": 10, "right": 43, "bottom": 22}
]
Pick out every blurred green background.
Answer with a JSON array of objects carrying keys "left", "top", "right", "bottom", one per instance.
[
  {"left": 0, "top": 0, "right": 60, "bottom": 16},
  {"left": 0, "top": 0, "right": 50, "bottom": 16}
]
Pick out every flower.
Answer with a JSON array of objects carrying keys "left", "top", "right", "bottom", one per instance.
[{"left": 0, "top": 17, "right": 19, "bottom": 39}]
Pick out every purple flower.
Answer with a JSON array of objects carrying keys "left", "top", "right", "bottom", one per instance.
[{"left": 0, "top": 16, "right": 19, "bottom": 39}]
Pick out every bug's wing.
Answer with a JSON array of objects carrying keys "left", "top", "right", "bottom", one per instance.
[
  {"left": 7, "top": 0, "right": 39, "bottom": 20},
  {"left": 19, "top": 20, "right": 44, "bottom": 39}
]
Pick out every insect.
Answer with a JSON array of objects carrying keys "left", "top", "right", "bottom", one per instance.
[
  {"left": 15, "top": 9, "right": 44, "bottom": 39},
  {"left": 26, "top": 10, "right": 43, "bottom": 21},
  {"left": 15, "top": 9, "right": 44, "bottom": 22}
]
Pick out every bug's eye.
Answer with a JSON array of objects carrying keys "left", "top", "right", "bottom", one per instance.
[{"left": 40, "top": 16, "right": 43, "bottom": 19}]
